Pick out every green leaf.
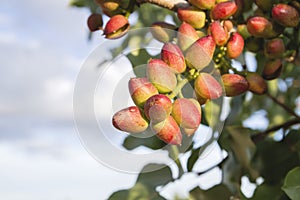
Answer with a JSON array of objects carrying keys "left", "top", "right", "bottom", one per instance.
[
  {"left": 221, "top": 152, "right": 243, "bottom": 194},
  {"left": 126, "top": 49, "right": 156, "bottom": 77},
  {"left": 129, "top": 182, "right": 166, "bottom": 200},
  {"left": 69, "top": 0, "right": 87, "bottom": 7},
  {"left": 108, "top": 182, "right": 166, "bottom": 200},
  {"left": 187, "top": 147, "right": 201, "bottom": 172},
  {"left": 255, "top": 52, "right": 266, "bottom": 75},
  {"left": 69, "top": 0, "right": 99, "bottom": 12},
  {"left": 282, "top": 167, "right": 300, "bottom": 200},
  {"left": 137, "top": 3, "right": 173, "bottom": 27},
  {"left": 204, "top": 98, "right": 223, "bottom": 130},
  {"left": 108, "top": 182, "right": 165, "bottom": 200},
  {"left": 137, "top": 163, "right": 173, "bottom": 189},
  {"left": 108, "top": 189, "right": 129, "bottom": 200},
  {"left": 128, "top": 183, "right": 149, "bottom": 200},
  {"left": 218, "top": 129, "right": 231, "bottom": 151},
  {"left": 225, "top": 95, "right": 247, "bottom": 126},
  {"left": 189, "top": 184, "right": 232, "bottom": 200},
  {"left": 123, "top": 134, "right": 165, "bottom": 150},
  {"left": 251, "top": 183, "right": 283, "bottom": 200},
  {"left": 252, "top": 138, "right": 300, "bottom": 184},
  {"left": 226, "top": 126, "right": 259, "bottom": 180}
]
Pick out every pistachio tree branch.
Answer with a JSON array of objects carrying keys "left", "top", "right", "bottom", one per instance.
[
  {"left": 252, "top": 118, "right": 300, "bottom": 143},
  {"left": 266, "top": 92, "right": 300, "bottom": 119},
  {"left": 136, "top": 0, "right": 189, "bottom": 11}
]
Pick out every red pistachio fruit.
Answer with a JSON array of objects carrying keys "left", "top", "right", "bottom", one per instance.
[
  {"left": 144, "top": 94, "right": 172, "bottom": 123},
  {"left": 246, "top": 16, "right": 273, "bottom": 38},
  {"left": 87, "top": 13, "right": 103, "bottom": 32},
  {"left": 209, "top": 21, "right": 229, "bottom": 46},
  {"left": 103, "top": 15, "right": 130, "bottom": 39},
  {"left": 189, "top": 98, "right": 202, "bottom": 113},
  {"left": 272, "top": 4, "right": 300, "bottom": 27},
  {"left": 264, "top": 38, "right": 285, "bottom": 59},
  {"left": 185, "top": 35, "right": 216, "bottom": 71},
  {"left": 129, "top": 77, "right": 158, "bottom": 107},
  {"left": 112, "top": 106, "right": 148, "bottom": 134},
  {"left": 226, "top": 32, "right": 244, "bottom": 59},
  {"left": 222, "top": 74, "right": 249, "bottom": 97},
  {"left": 189, "top": 0, "right": 215, "bottom": 10},
  {"left": 147, "top": 59, "right": 177, "bottom": 93},
  {"left": 150, "top": 21, "right": 177, "bottom": 43},
  {"left": 211, "top": 1, "right": 238, "bottom": 20},
  {"left": 151, "top": 116, "right": 182, "bottom": 145},
  {"left": 178, "top": 22, "right": 199, "bottom": 52},
  {"left": 172, "top": 98, "right": 201, "bottom": 129},
  {"left": 246, "top": 72, "right": 268, "bottom": 95},
  {"left": 161, "top": 43, "right": 186, "bottom": 74},
  {"left": 177, "top": 7, "right": 206, "bottom": 29},
  {"left": 262, "top": 59, "right": 283, "bottom": 80},
  {"left": 194, "top": 73, "right": 223, "bottom": 99}
]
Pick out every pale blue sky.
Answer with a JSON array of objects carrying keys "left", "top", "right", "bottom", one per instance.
[
  {"left": 0, "top": 1, "right": 138, "bottom": 199},
  {"left": 0, "top": 1, "right": 258, "bottom": 199}
]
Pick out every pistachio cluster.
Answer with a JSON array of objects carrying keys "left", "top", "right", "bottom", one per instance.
[{"left": 90, "top": 0, "right": 300, "bottom": 145}]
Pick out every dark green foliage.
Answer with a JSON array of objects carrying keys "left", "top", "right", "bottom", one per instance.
[
  {"left": 190, "top": 184, "right": 232, "bottom": 200},
  {"left": 252, "top": 132, "right": 300, "bottom": 185},
  {"left": 72, "top": 0, "right": 300, "bottom": 199}
]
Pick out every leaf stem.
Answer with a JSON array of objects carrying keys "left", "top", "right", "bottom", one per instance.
[{"left": 266, "top": 92, "right": 300, "bottom": 119}]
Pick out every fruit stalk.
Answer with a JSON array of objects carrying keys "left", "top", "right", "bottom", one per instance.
[{"left": 167, "top": 76, "right": 189, "bottom": 99}]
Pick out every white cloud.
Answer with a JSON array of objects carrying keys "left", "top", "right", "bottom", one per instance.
[
  {"left": 0, "top": 139, "right": 136, "bottom": 200},
  {"left": 0, "top": 0, "right": 141, "bottom": 199},
  {"left": 0, "top": 0, "right": 236, "bottom": 199},
  {"left": 0, "top": 41, "right": 74, "bottom": 119},
  {"left": 0, "top": 31, "right": 18, "bottom": 44}
]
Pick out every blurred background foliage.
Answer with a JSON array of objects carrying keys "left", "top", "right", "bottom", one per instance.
[{"left": 70, "top": 0, "right": 300, "bottom": 199}]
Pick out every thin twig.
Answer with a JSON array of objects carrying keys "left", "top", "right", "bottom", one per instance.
[
  {"left": 266, "top": 92, "right": 300, "bottom": 119},
  {"left": 252, "top": 118, "right": 300, "bottom": 143},
  {"left": 136, "top": 0, "right": 189, "bottom": 11}
]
